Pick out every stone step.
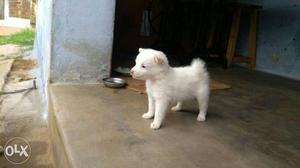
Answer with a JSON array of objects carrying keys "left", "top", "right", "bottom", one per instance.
[{"left": 48, "top": 84, "right": 246, "bottom": 168}]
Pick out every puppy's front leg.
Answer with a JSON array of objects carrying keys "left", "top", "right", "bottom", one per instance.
[
  {"left": 151, "top": 100, "right": 169, "bottom": 129},
  {"left": 142, "top": 96, "right": 155, "bottom": 119}
]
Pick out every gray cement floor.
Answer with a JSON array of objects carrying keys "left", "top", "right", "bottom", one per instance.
[
  {"left": 0, "top": 90, "right": 53, "bottom": 168},
  {"left": 0, "top": 55, "right": 52, "bottom": 167},
  {"left": 50, "top": 67, "right": 300, "bottom": 168}
]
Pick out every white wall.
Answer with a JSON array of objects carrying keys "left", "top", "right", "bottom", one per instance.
[
  {"left": 50, "top": 0, "right": 116, "bottom": 83},
  {"left": 34, "top": 0, "right": 53, "bottom": 100},
  {"left": 35, "top": 0, "right": 116, "bottom": 101}
]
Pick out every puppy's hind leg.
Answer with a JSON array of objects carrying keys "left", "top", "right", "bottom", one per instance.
[
  {"left": 171, "top": 102, "right": 182, "bottom": 111},
  {"left": 196, "top": 94, "right": 209, "bottom": 122}
]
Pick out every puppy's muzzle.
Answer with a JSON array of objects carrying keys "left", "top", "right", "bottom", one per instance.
[{"left": 130, "top": 69, "right": 135, "bottom": 76}]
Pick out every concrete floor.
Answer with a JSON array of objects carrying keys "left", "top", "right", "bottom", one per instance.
[
  {"left": 50, "top": 67, "right": 300, "bottom": 168},
  {"left": 0, "top": 90, "right": 53, "bottom": 168},
  {"left": 0, "top": 55, "right": 52, "bottom": 167}
]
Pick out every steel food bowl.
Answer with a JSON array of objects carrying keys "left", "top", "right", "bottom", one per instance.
[{"left": 102, "top": 77, "right": 126, "bottom": 88}]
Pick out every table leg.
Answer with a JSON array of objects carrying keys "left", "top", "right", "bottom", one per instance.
[
  {"left": 226, "top": 8, "right": 241, "bottom": 67},
  {"left": 248, "top": 9, "right": 258, "bottom": 69}
]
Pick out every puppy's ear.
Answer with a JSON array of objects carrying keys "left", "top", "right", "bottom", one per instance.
[
  {"left": 139, "top": 48, "right": 144, "bottom": 53},
  {"left": 154, "top": 55, "right": 164, "bottom": 65}
]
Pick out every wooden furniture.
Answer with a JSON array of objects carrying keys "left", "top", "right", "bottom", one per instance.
[{"left": 226, "top": 3, "right": 262, "bottom": 69}]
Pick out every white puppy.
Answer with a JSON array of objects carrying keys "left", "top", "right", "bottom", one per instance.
[{"left": 130, "top": 48, "right": 210, "bottom": 129}]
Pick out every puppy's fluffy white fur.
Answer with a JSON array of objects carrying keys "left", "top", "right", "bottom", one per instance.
[{"left": 131, "top": 48, "right": 210, "bottom": 129}]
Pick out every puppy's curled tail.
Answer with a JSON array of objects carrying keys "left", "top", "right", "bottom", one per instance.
[{"left": 191, "top": 58, "right": 208, "bottom": 75}]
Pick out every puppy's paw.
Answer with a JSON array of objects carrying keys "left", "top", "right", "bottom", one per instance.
[
  {"left": 142, "top": 112, "right": 154, "bottom": 119},
  {"left": 150, "top": 122, "right": 161, "bottom": 130},
  {"left": 197, "top": 115, "right": 206, "bottom": 122},
  {"left": 171, "top": 106, "right": 181, "bottom": 111}
]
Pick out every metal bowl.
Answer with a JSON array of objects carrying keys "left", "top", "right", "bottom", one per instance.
[{"left": 102, "top": 77, "right": 126, "bottom": 88}]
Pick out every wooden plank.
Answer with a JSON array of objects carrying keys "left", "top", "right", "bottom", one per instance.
[
  {"left": 248, "top": 9, "right": 258, "bottom": 69},
  {"left": 121, "top": 77, "right": 231, "bottom": 94},
  {"left": 226, "top": 8, "right": 241, "bottom": 67}
]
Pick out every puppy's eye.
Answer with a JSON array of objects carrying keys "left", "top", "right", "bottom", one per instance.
[{"left": 141, "top": 64, "right": 146, "bottom": 68}]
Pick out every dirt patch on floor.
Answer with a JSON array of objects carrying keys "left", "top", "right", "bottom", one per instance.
[
  {"left": 6, "top": 59, "right": 36, "bottom": 83},
  {"left": 11, "top": 59, "right": 36, "bottom": 71}
]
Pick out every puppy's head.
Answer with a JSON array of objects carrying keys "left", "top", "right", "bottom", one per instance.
[{"left": 130, "top": 48, "right": 169, "bottom": 80}]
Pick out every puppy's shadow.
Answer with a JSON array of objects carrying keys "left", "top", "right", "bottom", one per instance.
[{"left": 176, "top": 106, "right": 223, "bottom": 120}]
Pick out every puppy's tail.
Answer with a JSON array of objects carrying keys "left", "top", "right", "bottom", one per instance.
[
  {"left": 191, "top": 58, "right": 207, "bottom": 74},
  {"left": 190, "top": 58, "right": 209, "bottom": 82}
]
